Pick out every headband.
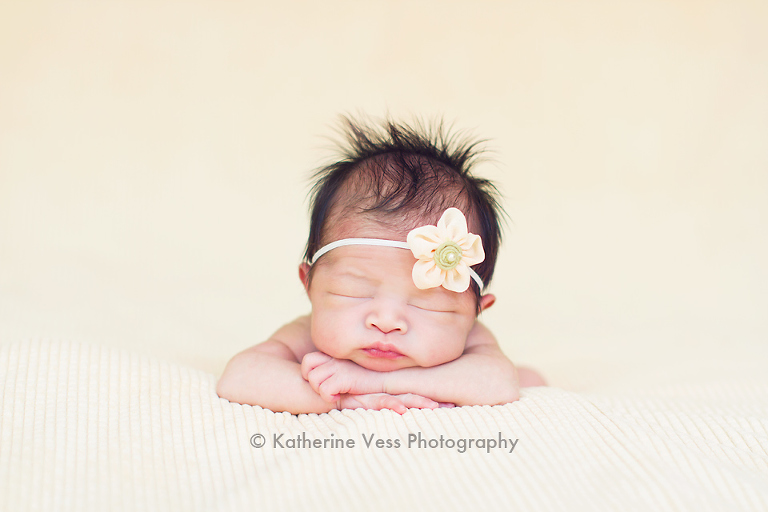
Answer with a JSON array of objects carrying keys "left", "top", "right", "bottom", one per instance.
[{"left": 310, "top": 208, "right": 485, "bottom": 293}]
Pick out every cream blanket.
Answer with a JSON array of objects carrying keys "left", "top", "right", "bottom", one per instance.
[{"left": 1, "top": 340, "right": 767, "bottom": 511}]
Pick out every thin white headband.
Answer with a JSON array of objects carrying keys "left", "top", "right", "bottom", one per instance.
[
  {"left": 311, "top": 238, "right": 410, "bottom": 263},
  {"left": 309, "top": 208, "right": 486, "bottom": 293},
  {"left": 311, "top": 237, "right": 485, "bottom": 291}
]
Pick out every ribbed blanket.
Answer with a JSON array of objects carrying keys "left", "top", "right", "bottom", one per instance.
[{"left": 1, "top": 340, "right": 767, "bottom": 511}]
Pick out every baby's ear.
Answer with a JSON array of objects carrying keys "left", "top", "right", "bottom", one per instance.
[
  {"left": 479, "top": 294, "right": 496, "bottom": 312},
  {"left": 298, "top": 262, "right": 311, "bottom": 293}
]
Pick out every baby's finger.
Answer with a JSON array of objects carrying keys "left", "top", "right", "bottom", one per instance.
[
  {"left": 394, "top": 394, "right": 439, "bottom": 410},
  {"left": 305, "top": 364, "right": 337, "bottom": 397},
  {"left": 347, "top": 394, "right": 406, "bottom": 414},
  {"left": 300, "top": 351, "right": 333, "bottom": 380},
  {"left": 317, "top": 374, "right": 349, "bottom": 403},
  {"left": 371, "top": 394, "right": 407, "bottom": 415},
  {"left": 337, "top": 394, "right": 364, "bottom": 410}
]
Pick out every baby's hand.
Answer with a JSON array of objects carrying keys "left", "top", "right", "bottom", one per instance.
[
  {"left": 338, "top": 393, "right": 439, "bottom": 415},
  {"left": 301, "top": 351, "right": 386, "bottom": 402}
]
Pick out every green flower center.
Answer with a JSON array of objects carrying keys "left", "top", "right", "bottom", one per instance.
[{"left": 434, "top": 241, "right": 463, "bottom": 271}]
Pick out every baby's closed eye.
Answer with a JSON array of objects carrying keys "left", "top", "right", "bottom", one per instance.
[
  {"left": 327, "top": 284, "right": 375, "bottom": 299},
  {"left": 329, "top": 292, "right": 372, "bottom": 300},
  {"left": 408, "top": 301, "right": 458, "bottom": 314}
]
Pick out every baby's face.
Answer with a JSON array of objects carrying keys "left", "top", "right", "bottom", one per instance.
[{"left": 303, "top": 244, "right": 479, "bottom": 372}]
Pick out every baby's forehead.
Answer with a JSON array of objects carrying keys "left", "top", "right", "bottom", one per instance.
[{"left": 318, "top": 244, "right": 414, "bottom": 274}]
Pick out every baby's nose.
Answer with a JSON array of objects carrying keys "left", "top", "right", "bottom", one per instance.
[{"left": 365, "top": 301, "right": 407, "bottom": 334}]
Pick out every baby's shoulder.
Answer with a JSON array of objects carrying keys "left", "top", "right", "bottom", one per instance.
[
  {"left": 464, "top": 321, "right": 498, "bottom": 349},
  {"left": 268, "top": 314, "right": 316, "bottom": 360}
]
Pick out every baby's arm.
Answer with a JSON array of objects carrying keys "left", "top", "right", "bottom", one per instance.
[
  {"left": 216, "top": 316, "right": 439, "bottom": 414},
  {"left": 216, "top": 316, "right": 336, "bottom": 414},
  {"left": 303, "top": 322, "right": 519, "bottom": 407}
]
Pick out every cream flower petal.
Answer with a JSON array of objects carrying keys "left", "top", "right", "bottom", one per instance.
[
  {"left": 457, "top": 233, "right": 485, "bottom": 266},
  {"left": 407, "top": 225, "right": 443, "bottom": 260},
  {"left": 442, "top": 263, "right": 471, "bottom": 293},
  {"left": 412, "top": 259, "right": 446, "bottom": 290},
  {"left": 437, "top": 207, "right": 469, "bottom": 241}
]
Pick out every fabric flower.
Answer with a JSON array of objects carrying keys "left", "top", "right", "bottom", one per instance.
[{"left": 406, "top": 208, "right": 485, "bottom": 292}]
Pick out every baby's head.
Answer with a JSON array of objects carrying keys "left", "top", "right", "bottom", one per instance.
[{"left": 299, "top": 116, "right": 505, "bottom": 371}]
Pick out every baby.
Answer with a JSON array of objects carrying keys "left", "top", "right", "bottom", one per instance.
[{"left": 217, "top": 117, "right": 545, "bottom": 414}]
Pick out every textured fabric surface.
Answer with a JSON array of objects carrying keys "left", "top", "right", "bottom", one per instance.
[{"left": 1, "top": 340, "right": 767, "bottom": 512}]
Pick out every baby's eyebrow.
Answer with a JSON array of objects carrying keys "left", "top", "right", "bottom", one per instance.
[{"left": 329, "top": 268, "right": 376, "bottom": 283}]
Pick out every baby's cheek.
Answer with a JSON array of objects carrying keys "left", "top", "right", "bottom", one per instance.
[
  {"left": 311, "top": 312, "right": 351, "bottom": 358},
  {"left": 444, "top": 340, "right": 467, "bottom": 363},
  {"left": 310, "top": 324, "right": 335, "bottom": 356},
  {"left": 419, "top": 328, "right": 467, "bottom": 366},
  {"left": 446, "top": 323, "right": 473, "bottom": 358}
]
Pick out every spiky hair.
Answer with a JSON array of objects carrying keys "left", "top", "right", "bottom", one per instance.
[{"left": 304, "top": 115, "right": 505, "bottom": 300}]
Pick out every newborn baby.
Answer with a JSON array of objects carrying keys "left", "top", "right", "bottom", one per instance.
[{"left": 217, "top": 117, "right": 545, "bottom": 414}]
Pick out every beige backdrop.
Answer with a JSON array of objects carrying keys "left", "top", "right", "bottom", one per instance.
[{"left": 2, "top": 1, "right": 766, "bottom": 391}]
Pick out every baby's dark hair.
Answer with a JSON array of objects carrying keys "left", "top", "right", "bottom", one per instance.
[{"left": 303, "top": 116, "right": 505, "bottom": 308}]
